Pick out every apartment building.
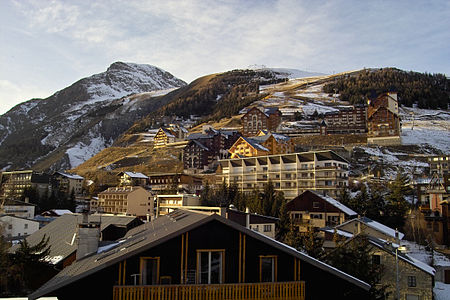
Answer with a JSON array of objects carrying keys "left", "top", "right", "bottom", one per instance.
[
  {"left": 218, "top": 150, "right": 349, "bottom": 199},
  {"left": 241, "top": 107, "right": 281, "bottom": 136},
  {"left": 428, "top": 155, "right": 450, "bottom": 176},
  {"left": 97, "top": 186, "right": 153, "bottom": 218},
  {"left": 0, "top": 170, "right": 50, "bottom": 200},
  {"left": 323, "top": 105, "right": 367, "bottom": 134},
  {"left": 52, "top": 171, "right": 84, "bottom": 196}
]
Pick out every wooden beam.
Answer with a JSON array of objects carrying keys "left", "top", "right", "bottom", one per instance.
[
  {"left": 184, "top": 231, "right": 188, "bottom": 284},
  {"left": 180, "top": 233, "right": 184, "bottom": 284},
  {"left": 238, "top": 232, "right": 242, "bottom": 283}
]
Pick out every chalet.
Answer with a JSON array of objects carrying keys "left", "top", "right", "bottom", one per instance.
[
  {"left": 286, "top": 190, "right": 357, "bottom": 233},
  {"left": 97, "top": 186, "right": 153, "bottom": 218},
  {"left": 52, "top": 171, "right": 84, "bottom": 196},
  {"left": 118, "top": 171, "right": 149, "bottom": 187},
  {"left": 40, "top": 209, "right": 73, "bottom": 217},
  {"left": 184, "top": 128, "right": 240, "bottom": 171},
  {"left": 228, "top": 132, "right": 294, "bottom": 159},
  {"left": 9, "top": 214, "right": 142, "bottom": 270},
  {"left": 241, "top": 107, "right": 281, "bottom": 136},
  {"left": 228, "top": 136, "right": 270, "bottom": 158},
  {"left": 153, "top": 125, "right": 188, "bottom": 148},
  {"left": 183, "top": 140, "right": 213, "bottom": 171},
  {"left": 324, "top": 234, "right": 435, "bottom": 300},
  {"left": 367, "top": 92, "right": 401, "bottom": 145},
  {"left": 29, "top": 210, "right": 370, "bottom": 300}
]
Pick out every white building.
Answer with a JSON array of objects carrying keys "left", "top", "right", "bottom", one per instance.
[
  {"left": 0, "top": 214, "right": 39, "bottom": 240},
  {"left": 2, "top": 199, "right": 36, "bottom": 219},
  {"left": 218, "top": 150, "right": 349, "bottom": 199}
]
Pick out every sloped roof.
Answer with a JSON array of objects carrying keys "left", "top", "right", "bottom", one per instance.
[
  {"left": 240, "top": 136, "right": 269, "bottom": 152},
  {"left": 10, "top": 214, "right": 142, "bottom": 265},
  {"left": 54, "top": 172, "right": 84, "bottom": 180},
  {"left": 29, "top": 210, "right": 369, "bottom": 299},
  {"left": 118, "top": 171, "right": 148, "bottom": 179},
  {"left": 191, "top": 140, "right": 209, "bottom": 151},
  {"left": 367, "top": 237, "right": 435, "bottom": 276},
  {"left": 337, "top": 217, "right": 405, "bottom": 240},
  {"left": 309, "top": 191, "right": 357, "bottom": 216}
]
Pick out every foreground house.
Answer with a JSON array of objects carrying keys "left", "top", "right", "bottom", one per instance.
[{"left": 29, "top": 210, "right": 370, "bottom": 300}]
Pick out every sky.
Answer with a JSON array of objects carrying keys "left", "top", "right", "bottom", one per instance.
[{"left": 1, "top": 0, "right": 449, "bottom": 115}]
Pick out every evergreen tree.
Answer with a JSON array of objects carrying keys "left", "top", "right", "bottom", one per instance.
[
  {"left": 324, "top": 234, "right": 388, "bottom": 299},
  {"left": 384, "top": 174, "right": 411, "bottom": 229}
]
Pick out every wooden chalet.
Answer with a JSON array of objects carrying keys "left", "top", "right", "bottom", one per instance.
[
  {"left": 367, "top": 92, "right": 401, "bottom": 145},
  {"left": 286, "top": 190, "right": 357, "bottom": 233},
  {"left": 29, "top": 210, "right": 370, "bottom": 300},
  {"left": 241, "top": 107, "right": 281, "bottom": 136}
]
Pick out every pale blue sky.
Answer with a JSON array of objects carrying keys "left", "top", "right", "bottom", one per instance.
[{"left": 1, "top": 0, "right": 449, "bottom": 114}]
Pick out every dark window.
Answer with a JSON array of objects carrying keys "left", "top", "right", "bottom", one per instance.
[
  {"left": 407, "top": 276, "right": 417, "bottom": 287},
  {"left": 197, "top": 250, "right": 224, "bottom": 284},
  {"left": 313, "top": 202, "right": 320, "bottom": 208},
  {"left": 372, "top": 254, "right": 381, "bottom": 265},
  {"left": 260, "top": 256, "right": 277, "bottom": 282},
  {"left": 141, "top": 257, "right": 160, "bottom": 285},
  {"left": 263, "top": 225, "right": 272, "bottom": 232}
]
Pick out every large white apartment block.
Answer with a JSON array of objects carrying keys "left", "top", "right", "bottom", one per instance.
[{"left": 218, "top": 150, "right": 349, "bottom": 199}]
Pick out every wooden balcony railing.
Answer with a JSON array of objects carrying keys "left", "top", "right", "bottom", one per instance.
[{"left": 113, "top": 281, "right": 305, "bottom": 300}]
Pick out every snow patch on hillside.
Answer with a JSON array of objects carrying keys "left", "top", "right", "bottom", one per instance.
[{"left": 66, "top": 136, "right": 108, "bottom": 168}]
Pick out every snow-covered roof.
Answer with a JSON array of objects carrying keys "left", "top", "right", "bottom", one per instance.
[
  {"left": 55, "top": 171, "right": 84, "bottom": 180},
  {"left": 191, "top": 140, "right": 209, "bottom": 151},
  {"left": 310, "top": 191, "right": 357, "bottom": 216},
  {"left": 368, "top": 237, "right": 435, "bottom": 276},
  {"left": 51, "top": 209, "right": 73, "bottom": 216},
  {"left": 321, "top": 227, "right": 354, "bottom": 238},
  {"left": 339, "top": 217, "right": 404, "bottom": 240},
  {"left": 241, "top": 137, "right": 269, "bottom": 152},
  {"left": 122, "top": 171, "right": 148, "bottom": 179}
]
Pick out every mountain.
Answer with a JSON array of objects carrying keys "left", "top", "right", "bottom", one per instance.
[{"left": 0, "top": 62, "right": 186, "bottom": 171}]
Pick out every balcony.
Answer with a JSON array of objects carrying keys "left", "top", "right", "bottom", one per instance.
[{"left": 113, "top": 281, "right": 305, "bottom": 300}]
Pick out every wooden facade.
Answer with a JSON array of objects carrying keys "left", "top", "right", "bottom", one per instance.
[
  {"left": 367, "top": 92, "right": 401, "bottom": 144},
  {"left": 241, "top": 107, "right": 281, "bottom": 136}
]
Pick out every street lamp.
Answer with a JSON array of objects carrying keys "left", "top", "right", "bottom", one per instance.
[{"left": 395, "top": 243, "right": 407, "bottom": 300}]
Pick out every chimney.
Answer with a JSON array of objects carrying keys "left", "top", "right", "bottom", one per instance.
[
  {"left": 245, "top": 207, "right": 250, "bottom": 229},
  {"left": 76, "top": 211, "right": 101, "bottom": 260},
  {"left": 24, "top": 197, "right": 29, "bottom": 203}
]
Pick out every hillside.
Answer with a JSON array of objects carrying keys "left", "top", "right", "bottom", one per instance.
[
  {"left": 0, "top": 62, "right": 186, "bottom": 171},
  {"left": 323, "top": 68, "right": 449, "bottom": 108}
]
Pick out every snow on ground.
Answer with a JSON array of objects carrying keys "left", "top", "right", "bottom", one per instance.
[
  {"left": 401, "top": 120, "right": 450, "bottom": 153},
  {"left": 66, "top": 135, "right": 109, "bottom": 168},
  {"left": 435, "top": 282, "right": 450, "bottom": 300},
  {"left": 359, "top": 146, "right": 429, "bottom": 179},
  {"left": 301, "top": 102, "right": 339, "bottom": 115}
]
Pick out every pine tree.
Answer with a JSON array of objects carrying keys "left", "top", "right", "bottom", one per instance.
[{"left": 384, "top": 174, "right": 411, "bottom": 229}]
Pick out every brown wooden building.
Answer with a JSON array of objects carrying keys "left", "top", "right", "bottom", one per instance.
[
  {"left": 367, "top": 92, "right": 401, "bottom": 145},
  {"left": 241, "top": 107, "right": 281, "bottom": 136},
  {"left": 29, "top": 210, "right": 370, "bottom": 300}
]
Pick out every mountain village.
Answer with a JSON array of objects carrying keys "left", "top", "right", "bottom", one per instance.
[{"left": 0, "top": 65, "right": 449, "bottom": 300}]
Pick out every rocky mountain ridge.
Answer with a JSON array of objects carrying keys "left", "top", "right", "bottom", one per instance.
[{"left": 0, "top": 62, "right": 186, "bottom": 171}]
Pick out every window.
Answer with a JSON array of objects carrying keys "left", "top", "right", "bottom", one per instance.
[
  {"left": 197, "top": 250, "right": 224, "bottom": 284},
  {"left": 8, "top": 224, "right": 12, "bottom": 229},
  {"left": 140, "top": 257, "right": 160, "bottom": 285},
  {"left": 407, "top": 276, "right": 417, "bottom": 287},
  {"left": 313, "top": 202, "right": 320, "bottom": 208},
  {"left": 263, "top": 225, "right": 272, "bottom": 232},
  {"left": 259, "top": 256, "right": 277, "bottom": 282},
  {"left": 24, "top": 224, "right": 28, "bottom": 229},
  {"left": 372, "top": 254, "right": 381, "bottom": 265}
]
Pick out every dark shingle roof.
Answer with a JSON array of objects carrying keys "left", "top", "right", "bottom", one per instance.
[{"left": 29, "top": 210, "right": 369, "bottom": 299}]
